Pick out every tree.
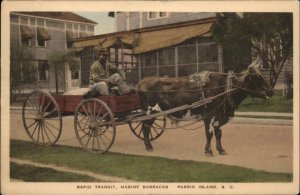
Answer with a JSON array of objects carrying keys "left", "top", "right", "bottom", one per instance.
[
  {"left": 244, "top": 13, "right": 293, "bottom": 88},
  {"left": 10, "top": 45, "right": 36, "bottom": 102},
  {"left": 47, "top": 50, "right": 79, "bottom": 94},
  {"left": 212, "top": 13, "right": 293, "bottom": 87},
  {"left": 212, "top": 13, "right": 252, "bottom": 72}
]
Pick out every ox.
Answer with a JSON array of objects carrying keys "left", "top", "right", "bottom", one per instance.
[{"left": 137, "top": 59, "right": 274, "bottom": 156}]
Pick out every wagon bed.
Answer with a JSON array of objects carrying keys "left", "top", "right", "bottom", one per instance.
[{"left": 52, "top": 93, "right": 141, "bottom": 115}]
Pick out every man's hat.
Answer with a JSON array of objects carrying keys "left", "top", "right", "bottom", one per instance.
[{"left": 98, "top": 49, "right": 109, "bottom": 55}]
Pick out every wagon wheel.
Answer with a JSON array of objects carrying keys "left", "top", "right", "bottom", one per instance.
[
  {"left": 74, "top": 99, "right": 116, "bottom": 154},
  {"left": 129, "top": 114, "right": 166, "bottom": 141},
  {"left": 22, "top": 90, "right": 62, "bottom": 146}
]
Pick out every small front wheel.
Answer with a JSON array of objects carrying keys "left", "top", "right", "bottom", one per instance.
[
  {"left": 129, "top": 114, "right": 166, "bottom": 141},
  {"left": 74, "top": 99, "right": 116, "bottom": 154}
]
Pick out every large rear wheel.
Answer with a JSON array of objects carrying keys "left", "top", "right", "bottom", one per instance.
[
  {"left": 22, "top": 90, "right": 62, "bottom": 146},
  {"left": 74, "top": 99, "right": 116, "bottom": 154}
]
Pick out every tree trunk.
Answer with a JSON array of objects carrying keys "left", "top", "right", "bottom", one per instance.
[{"left": 269, "top": 55, "right": 289, "bottom": 88}]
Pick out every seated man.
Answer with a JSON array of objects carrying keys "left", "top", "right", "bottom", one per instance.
[{"left": 88, "top": 49, "right": 132, "bottom": 96}]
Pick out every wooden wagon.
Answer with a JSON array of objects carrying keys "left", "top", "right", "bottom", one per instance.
[{"left": 22, "top": 90, "right": 166, "bottom": 153}]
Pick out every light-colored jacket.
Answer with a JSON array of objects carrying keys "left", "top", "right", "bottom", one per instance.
[{"left": 89, "top": 60, "right": 126, "bottom": 85}]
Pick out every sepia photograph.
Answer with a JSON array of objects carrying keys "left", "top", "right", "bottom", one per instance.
[{"left": 1, "top": 1, "right": 299, "bottom": 194}]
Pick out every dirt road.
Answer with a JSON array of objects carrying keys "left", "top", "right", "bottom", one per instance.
[{"left": 9, "top": 110, "right": 293, "bottom": 173}]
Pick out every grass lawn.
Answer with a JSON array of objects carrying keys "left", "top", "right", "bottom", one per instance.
[
  {"left": 10, "top": 140, "right": 292, "bottom": 182},
  {"left": 237, "top": 95, "right": 293, "bottom": 113},
  {"left": 10, "top": 163, "right": 101, "bottom": 182}
]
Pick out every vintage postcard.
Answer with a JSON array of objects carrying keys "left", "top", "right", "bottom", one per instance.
[{"left": 1, "top": 0, "right": 299, "bottom": 194}]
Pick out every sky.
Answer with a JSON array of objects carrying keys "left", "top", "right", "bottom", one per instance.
[{"left": 74, "top": 12, "right": 115, "bottom": 35}]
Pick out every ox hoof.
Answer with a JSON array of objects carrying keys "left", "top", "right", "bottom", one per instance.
[
  {"left": 146, "top": 147, "right": 153, "bottom": 151},
  {"left": 205, "top": 150, "right": 213, "bottom": 157},
  {"left": 218, "top": 150, "right": 228, "bottom": 155},
  {"left": 145, "top": 145, "right": 153, "bottom": 151}
]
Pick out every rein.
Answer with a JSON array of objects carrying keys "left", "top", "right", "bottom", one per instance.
[{"left": 232, "top": 84, "right": 265, "bottom": 95}]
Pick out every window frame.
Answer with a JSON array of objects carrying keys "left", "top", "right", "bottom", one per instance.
[{"left": 147, "top": 12, "right": 169, "bottom": 20}]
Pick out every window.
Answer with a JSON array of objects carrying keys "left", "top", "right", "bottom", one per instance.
[
  {"left": 158, "top": 48, "right": 175, "bottom": 65},
  {"left": 22, "top": 38, "right": 31, "bottom": 46},
  {"left": 141, "top": 51, "right": 157, "bottom": 77},
  {"left": 148, "top": 12, "right": 168, "bottom": 19},
  {"left": 37, "top": 27, "right": 51, "bottom": 47},
  {"left": 159, "top": 12, "right": 167, "bottom": 17},
  {"left": 178, "top": 46, "right": 197, "bottom": 64},
  {"left": 22, "top": 60, "right": 37, "bottom": 82},
  {"left": 38, "top": 60, "right": 48, "bottom": 81},
  {"left": 20, "top": 26, "right": 33, "bottom": 47},
  {"left": 158, "top": 48, "right": 175, "bottom": 77},
  {"left": 149, "top": 12, "right": 157, "bottom": 19}
]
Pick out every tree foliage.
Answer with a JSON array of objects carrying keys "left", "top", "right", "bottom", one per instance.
[
  {"left": 10, "top": 45, "right": 36, "bottom": 102},
  {"left": 212, "top": 13, "right": 293, "bottom": 87},
  {"left": 47, "top": 50, "right": 79, "bottom": 94}
]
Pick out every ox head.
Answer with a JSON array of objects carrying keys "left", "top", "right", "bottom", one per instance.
[{"left": 242, "top": 58, "right": 274, "bottom": 99}]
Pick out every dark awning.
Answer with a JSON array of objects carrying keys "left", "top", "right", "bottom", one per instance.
[
  {"left": 20, "top": 26, "right": 34, "bottom": 39},
  {"left": 37, "top": 27, "right": 51, "bottom": 40},
  {"left": 66, "top": 31, "right": 76, "bottom": 42}
]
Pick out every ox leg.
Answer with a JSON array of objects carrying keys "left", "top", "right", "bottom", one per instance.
[
  {"left": 213, "top": 127, "right": 227, "bottom": 155},
  {"left": 212, "top": 114, "right": 228, "bottom": 155},
  {"left": 204, "top": 117, "right": 213, "bottom": 156},
  {"left": 142, "top": 120, "right": 154, "bottom": 151}
]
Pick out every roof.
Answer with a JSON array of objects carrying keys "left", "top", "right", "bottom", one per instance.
[{"left": 13, "top": 12, "right": 97, "bottom": 25}]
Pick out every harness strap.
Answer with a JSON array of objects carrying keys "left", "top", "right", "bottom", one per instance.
[{"left": 226, "top": 71, "right": 236, "bottom": 108}]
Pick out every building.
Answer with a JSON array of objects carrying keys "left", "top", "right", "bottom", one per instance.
[
  {"left": 10, "top": 12, "right": 97, "bottom": 98},
  {"left": 74, "top": 12, "right": 223, "bottom": 86}
]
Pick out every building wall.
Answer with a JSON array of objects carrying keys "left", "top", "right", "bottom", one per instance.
[
  {"left": 10, "top": 13, "right": 95, "bottom": 94},
  {"left": 116, "top": 12, "right": 216, "bottom": 31}
]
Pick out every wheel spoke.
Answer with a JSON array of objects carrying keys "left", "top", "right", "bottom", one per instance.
[
  {"left": 79, "top": 129, "right": 91, "bottom": 141},
  {"left": 43, "top": 108, "right": 57, "bottom": 117},
  {"left": 99, "top": 134, "right": 107, "bottom": 149},
  {"left": 41, "top": 100, "right": 52, "bottom": 116},
  {"left": 96, "top": 105, "right": 103, "bottom": 119},
  {"left": 41, "top": 124, "right": 51, "bottom": 143},
  {"left": 98, "top": 112, "right": 109, "bottom": 122},
  {"left": 44, "top": 122, "right": 57, "bottom": 139},
  {"left": 151, "top": 125, "right": 159, "bottom": 135},
  {"left": 44, "top": 120, "right": 60, "bottom": 131},
  {"left": 96, "top": 135, "right": 101, "bottom": 151},
  {"left": 41, "top": 123, "right": 45, "bottom": 143},
  {"left": 26, "top": 120, "right": 38, "bottom": 129},
  {"left": 133, "top": 122, "right": 142, "bottom": 131},
  {"left": 37, "top": 123, "right": 41, "bottom": 143},
  {"left": 153, "top": 122, "right": 163, "bottom": 130},
  {"left": 30, "top": 122, "right": 39, "bottom": 137},
  {"left": 81, "top": 104, "right": 90, "bottom": 118},
  {"left": 40, "top": 93, "right": 46, "bottom": 113},
  {"left": 85, "top": 132, "right": 92, "bottom": 147}
]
